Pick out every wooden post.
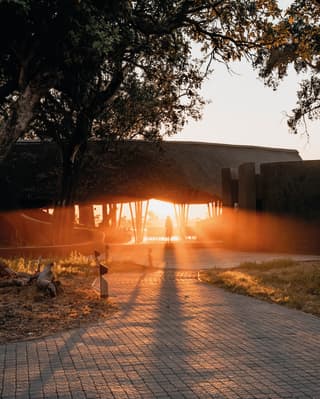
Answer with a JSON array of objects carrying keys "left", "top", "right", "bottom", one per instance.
[
  {"left": 93, "top": 251, "right": 108, "bottom": 299},
  {"left": 99, "top": 263, "right": 109, "bottom": 299}
]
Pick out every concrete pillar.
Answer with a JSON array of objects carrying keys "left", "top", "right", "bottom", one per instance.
[
  {"left": 238, "top": 163, "right": 256, "bottom": 210},
  {"left": 129, "top": 200, "right": 149, "bottom": 243},
  {"left": 238, "top": 162, "right": 257, "bottom": 250},
  {"left": 207, "top": 202, "right": 215, "bottom": 218},
  {"left": 221, "top": 168, "right": 233, "bottom": 207},
  {"left": 174, "top": 203, "right": 189, "bottom": 239},
  {"left": 78, "top": 204, "right": 95, "bottom": 227}
]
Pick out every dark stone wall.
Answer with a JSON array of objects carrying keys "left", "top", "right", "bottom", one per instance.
[
  {"left": 230, "top": 160, "right": 320, "bottom": 254},
  {"left": 260, "top": 160, "right": 320, "bottom": 221},
  {"left": 221, "top": 168, "right": 233, "bottom": 207},
  {"left": 238, "top": 163, "right": 256, "bottom": 210}
]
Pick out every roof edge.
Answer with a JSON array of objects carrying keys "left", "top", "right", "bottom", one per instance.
[
  {"left": 15, "top": 138, "right": 300, "bottom": 155},
  {"left": 163, "top": 140, "right": 300, "bottom": 154}
]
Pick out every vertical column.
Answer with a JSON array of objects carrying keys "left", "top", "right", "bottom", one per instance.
[
  {"left": 215, "top": 200, "right": 223, "bottom": 216},
  {"left": 207, "top": 201, "right": 221, "bottom": 218},
  {"left": 135, "top": 202, "right": 142, "bottom": 243},
  {"left": 103, "top": 203, "right": 123, "bottom": 229},
  {"left": 239, "top": 163, "right": 256, "bottom": 210},
  {"left": 207, "top": 202, "right": 213, "bottom": 218},
  {"left": 109, "top": 203, "right": 118, "bottom": 228},
  {"left": 129, "top": 200, "right": 149, "bottom": 243},
  {"left": 101, "top": 204, "right": 109, "bottom": 226},
  {"left": 238, "top": 162, "right": 257, "bottom": 250},
  {"left": 78, "top": 204, "right": 95, "bottom": 227},
  {"left": 117, "top": 203, "right": 123, "bottom": 228},
  {"left": 174, "top": 203, "right": 190, "bottom": 239},
  {"left": 221, "top": 168, "right": 233, "bottom": 207}
]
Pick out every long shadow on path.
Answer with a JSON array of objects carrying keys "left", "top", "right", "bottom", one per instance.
[{"left": 138, "top": 243, "right": 217, "bottom": 397}]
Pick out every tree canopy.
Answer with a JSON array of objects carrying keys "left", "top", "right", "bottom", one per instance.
[
  {"left": 255, "top": 0, "right": 320, "bottom": 134},
  {"left": 0, "top": 1, "right": 281, "bottom": 157},
  {"left": 1, "top": 0, "right": 291, "bottom": 207}
]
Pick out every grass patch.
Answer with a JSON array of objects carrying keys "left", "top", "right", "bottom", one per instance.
[
  {"left": 1, "top": 251, "right": 151, "bottom": 277},
  {"left": 200, "top": 259, "right": 320, "bottom": 316}
]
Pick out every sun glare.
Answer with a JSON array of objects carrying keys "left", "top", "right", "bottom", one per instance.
[
  {"left": 148, "top": 199, "right": 209, "bottom": 221},
  {"left": 149, "top": 199, "right": 175, "bottom": 220}
]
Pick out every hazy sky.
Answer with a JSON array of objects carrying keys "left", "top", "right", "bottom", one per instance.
[
  {"left": 169, "top": 60, "right": 320, "bottom": 160},
  {"left": 169, "top": 0, "right": 319, "bottom": 161}
]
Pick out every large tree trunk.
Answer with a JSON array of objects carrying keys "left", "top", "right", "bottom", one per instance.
[
  {"left": 53, "top": 112, "right": 92, "bottom": 244},
  {"left": 0, "top": 83, "right": 42, "bottom": 163},
  {"left": 0, "top": 261, "right": 59, "bottom": 296},
  {"left": 0, "top": 260, "right": 38, "bottom": 287},
  {"left": 0, "top": 261, "right": 16, "bottom": 278},
  {"left": 53, "top": 156, "right": 77, "bottom": 244},
  {"left": 59, "top": 112, "right": 92, "bottom": 206}
]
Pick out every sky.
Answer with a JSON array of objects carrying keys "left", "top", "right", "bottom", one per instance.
[
  {"left": 167, "top": 0, "right": 319, "bottom": 161},
  {"left": 161, "top": 59, "right": 320, "bottom": 221},
  {"left": 169, "top": 60, "right": 320, "bottom": 161}
]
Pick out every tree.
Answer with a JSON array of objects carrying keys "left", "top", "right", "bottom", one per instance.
[
  {"left": 0, "top": 0, "right": 64, "bottom": 161},
  {"left": 1, "top": 0, "right": 282, "bottom": 213},
  {"left": 255, "top": 0, "right": 320, "bottom": 134}
]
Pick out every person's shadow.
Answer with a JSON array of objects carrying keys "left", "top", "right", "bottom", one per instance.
[{"left": 138, "top": 243, "right": 207, "bottom": 389}]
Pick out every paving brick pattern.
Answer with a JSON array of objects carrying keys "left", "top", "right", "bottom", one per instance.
[
  {"left": 1, "top": 267, "right": 320, "bottom": 398},
  {"left": 109, "top": 243, "right": 320, "bottom": 270}
]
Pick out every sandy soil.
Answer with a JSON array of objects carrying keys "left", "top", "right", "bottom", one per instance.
[
  {"left": 0, "top": 272, "right": 120, "bottom": 344},
  {"left": 0, "top": 259, "right": 157, "bottom": 344}
]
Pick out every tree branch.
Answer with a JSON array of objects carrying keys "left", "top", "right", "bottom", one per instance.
[
  {"left": 89, "top": 67, "right": 125, "bottom": 118},
  {"left": 0, "top": 80, "right": 17, "bottom": 105},
  {"left": 131, "top": 1, "right": 223, "bottom": 35}
]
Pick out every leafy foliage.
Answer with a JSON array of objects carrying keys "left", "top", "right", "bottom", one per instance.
[
  {"left": 0, "top": 1, "right": 282, "bottom": 204},
  {"left": 1, "top": 1, "right": 281, "bottom": 143},
  {"left": 255, "top": 0, "right": 320, "bottom": 134}
]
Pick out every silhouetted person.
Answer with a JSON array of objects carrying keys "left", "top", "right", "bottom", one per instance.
[{"left": 165, "top": 216, "right": 173, "bottom": 243}]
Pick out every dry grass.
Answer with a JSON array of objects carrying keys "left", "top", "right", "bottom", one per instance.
[
  {"left": 0, "top": 253, "right": 149, "bottom": 344},
  {"left": 4, "top": 251, "right": 151, "bottom": 276},
  {"left": 200, "top": 259, "right": 320, "bottom": 317}
]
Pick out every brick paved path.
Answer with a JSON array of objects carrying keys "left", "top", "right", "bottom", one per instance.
[
  {"left": 1, "top": 262, "right": 320, "bottom": 397},
  {"left": 109, "top": 242, "right": 320, "bottom": 270}
]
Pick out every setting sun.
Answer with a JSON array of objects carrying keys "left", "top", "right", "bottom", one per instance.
[
  {"left": 149, "top": 199, "right": 209, "bottom": 221},
  {"left": 148, "top": 199, "right": 175, "bottom": 220}
]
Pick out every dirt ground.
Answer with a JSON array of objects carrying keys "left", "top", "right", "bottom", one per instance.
[
  {"left": 3, "top": 257, "right": 320, "bottom": 345},
  {"left": 0, "top": 261, "right": 152, "bottom": 344}
]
